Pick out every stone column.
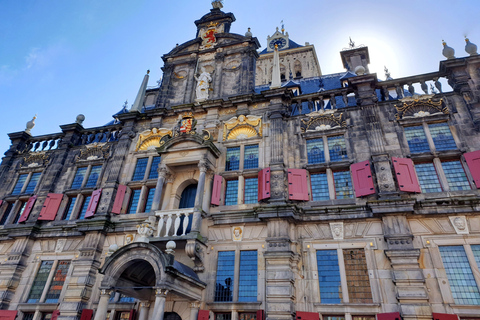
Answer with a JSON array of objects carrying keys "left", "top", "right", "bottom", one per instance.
[
  {"left": 93, "top": 289, "right": 112, "bottom": 320},
  {"left": 151, "top": 166, "right": 169, "bottom": 212},
  {"left": 138, "top": 301, "right": 151, "bottom": 320},
  {"left": 192, "top": 159, "right": 208, "bottom": 232},
  {"left": 202, "top": 172, "right": 214, "bottom": 213},
  {"left": 190, "top": 301, "right": 200, "bottom": 320},
  {"left": 151, "top": 289, "right": 168, "bottom": 320}
]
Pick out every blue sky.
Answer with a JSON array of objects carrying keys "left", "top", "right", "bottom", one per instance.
[{"left": 0, "top": 0, "right": 478, "bottom": 154}]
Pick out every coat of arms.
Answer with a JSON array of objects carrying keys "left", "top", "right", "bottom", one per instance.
[
  {"left": 180, "top": 118, "right": 193, "bottom": 133},
  {"left": 173, "top": 113, "right": 197, "bottom": 136},
  {"left": 200, "top": 22, "right": 220, "bottom": 50}
]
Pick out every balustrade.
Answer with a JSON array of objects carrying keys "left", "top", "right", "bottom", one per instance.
[{"left": 155, "top": 209, "right": 193, "bottom": 237}]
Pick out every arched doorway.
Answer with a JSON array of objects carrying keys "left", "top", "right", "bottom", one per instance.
[
  {"left": 177, "top": 184, "right": 197, "bottom": 235},
  {"left": 164, "top": 312, "right": 182, "bottom": 320}
]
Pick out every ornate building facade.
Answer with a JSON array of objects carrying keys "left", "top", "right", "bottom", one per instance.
[{"left": 0, "top": 2, "right": 479, "bottom": 320}]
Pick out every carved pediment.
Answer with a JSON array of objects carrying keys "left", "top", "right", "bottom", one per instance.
[
  {"left": 301, "top": 111, "right": 346, "bottom": 133},
  {"left": 76, "top": 144, "right": 110, "bottom": 162},
  {"left": 223, "top": 115, "right": 262, "bottom": 141},
  {"left": 395, "top": 95, "right": 448, "bottom": 120},
  {"left": 22, "top": 152, "right": 50, "bottom": 168},
  {"left": 136, "top": 128, "right": 173, "bottom": 151}
]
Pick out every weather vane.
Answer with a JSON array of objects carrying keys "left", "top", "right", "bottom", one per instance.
[{"left": 349, "top": 37, "right": 355, "bottom": 49}]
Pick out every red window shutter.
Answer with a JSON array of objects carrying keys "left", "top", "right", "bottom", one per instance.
[
  {"left": 51, "top": 310, "right": 60, "bottom": 320},
  {"left": 211, "top": 175, "right": 223, "bottom": 205},
  {"left": 18, "top": 195, "right": 37, "bottom": 223},
  {"left": 351, "top": 160, "right": 375, "bottom": 197},
  {"left": 376, "top": 312, "right": 401, "bottom": 320},
  {"left": 112, "top": 185, "right": 127, "bottom": 214},
  {"left": 0, "top": 200, "right": 3, "bottom": 207},
  {"left": 38, "top": 193, "right": 64, "bottom": 221},
  {"left": 258, "top": 168, "right": 271, "bottom": 200},
  {"left": 198, "top": 310, "right": 210, "bottom": 320},
  {"left": 392, "top": 157, "right": 421, "bottom": 193},
  {"left": 296, "top": 311, "right": 319, "bottom": 320},
  {"left": 79, "top": 309, "right": 93, "bottom": 320},
  {"left": 464, "top": 150, "right": 480, "bottom": 188},
  {"left": 85, "top": 189, "right": 102, "bottom": 218},
  {"left": 256, "top": 310, "right": 265, "bottom": 320},
  {"left": 432, "top": 313, "right": 459, "bottom": 320},
  {"left": 128, "top": 309, "right": 136, "bottom": 320},
  {"left": 0, "top": 311, "right": 17, "bottom": 320},
  {"left": 288, "top": 169, "right": 309, "bottom": 201}
]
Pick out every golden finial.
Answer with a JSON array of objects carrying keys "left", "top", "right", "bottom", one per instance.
[{"left": 147, "top": 70, "right": 150, "bottom": 74}]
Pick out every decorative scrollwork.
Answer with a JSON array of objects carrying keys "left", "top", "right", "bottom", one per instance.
[
  {"left": 300, "top": 112, "right": 346, "bottom": 133},
  {"left": 22, "top": 152, "right": 50, "bottom": 168},
  {"left": 223, "top": 114, "right": 262, "bottom": 141},
  {"left": 136, "top": 128, "right": 173, "bottom": 151},
  {"left": 395, "top": 96, "right": 447, "bottom": 120},
  {"left": 76, "top": 144, "right": 110, "bottom": 162}
]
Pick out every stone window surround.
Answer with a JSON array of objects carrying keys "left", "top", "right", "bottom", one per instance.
[
  {"left": 0, "top": 198, "right": 29, "bottom": 225},
  {"left": 67, "top": 160, "right": 105, "bottom": 191},
  {"left": 129, "top": 154, "right": 161, "bottom": 182},
  {"left": 303, "top": 128, "right": 350, "bottom": 166},
  {"left": 303, "top": 240, "right": 381, "bottom": 316},
  {"left": 10, "top": 169, "right": 44, "bottom": 196},
  {"left": 17, "top": 256, "right": 74, "bottom": 316},
  {"left": 307, "top": 169, "right": 355, "bottom": 201},
  {"left": 422, "top": 236, "right": 480, "bottom": 313},
  {"left": 57, "top": 192, "right": 92, "bottom": 221}
]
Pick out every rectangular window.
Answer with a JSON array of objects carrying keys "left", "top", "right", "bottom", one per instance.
[
  {"left": 343, "top": 249, "right": 373, "bottom": 303},
  {"left": 63, "top": 197, "right": 77, "bottom": 220},
  {"left": 85, "top": 165, "right": 102, "bottom": 188},
  {"left": 147, "top": 156, "right": 161, "bottom": 180},
  {"left": 118, "top": 294, "right": 135, "bottom": 303},
  {"left": 215, "top": 314, "right": 232, "bottom": 320},
  {"left": 239, "top": 313, "right": 256, "bottom": 320},
  {"left": 132, "top": 158, "right": 149, "bottom": 181},
  {"left": 238, "top": 250, "right": 257, "bottom": 302},
  {"left": 439, "top": 246, "right": 480, "bottom": 305},
  {"left": 13, "top": 202, "right": 27, "bottom": 224},
  {"left": 244, "top": 145, "right": 259, "bottom": 169},
  {"left": 311, "top": 173, "right": 329, "bottom": 201},
  {"left": 215, "top": 251, "right": 235, "bottom": 302},
  {"left": 144, "top": 188, "right": 156, "bottom": 213},
  {"left": 244, "top": 178, "right": 258, "bottom": 204},
  {"left": 24, "top": 172, "right": 41, "bottom": 193},
  {"left": 45, "top": 261, "right": 70, "bottom": 303},
  {"left": 333, "top": 171, "right": 353, "bottom": 199},
  {"left": 328, "top": 136, "right": 348, "bottom": 162},
  {"left": 225, "top": 180, "right": 239, "bottom": 206},
  {"left": 78, "top": 196, "right": 91, "bottom": 220},
  {"left": 0, "top": 203, "right": 14, "bottom": 225},
  {"left": 323, "top": 317, "right": 345, "bottom": 320},
  {"left": 23, "top": 313, "right": 35, "bottom": 320},
  {"left": 416, "top": 163, "right": 442, "bottom": 193},
  {"left": 71, "top": 167, "right": 87, "bottom": 189},
  {"left": 27, "top": 261, "right": 54, "bottom": 303},
  {"left": 12, "top": 174, "right": 28, "bottom": 195},
  {"left": 226, "top": 147, "right": 241, "bottom": 171},
  {"left": 317, "top": 250, "right": 342, "bottom": 303},
  {"left": 442, "top": 161, "right": 471, "bottom": 191},
  {"left": 127, "top": 190, "right": 141, "bottom": 214},
  {"left": 307, "top": 138, "right": 325, "bottom": 164},
  {"left": 404, "top": 126, "right": 429, "bottom": 153},
  {"left": 429, "top": 123, "right": 456, "bottom": 151}
]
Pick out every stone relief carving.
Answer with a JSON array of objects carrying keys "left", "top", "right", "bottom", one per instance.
[
  {"left": 330, "top": 222, "right": 344, "bottom": 240},
  {"left": 76, "top": 144, "right": 110, "bottom": 162},
  {"left": 449, "top": 216, "right": 469, "bottom": 234},
  {"left": 223, "top": 114, "right": 262, "bottom": 141},
  {"left": 195, "top": 67, "right": 213, "bottom": 101},
  {"left": 22, "top": 152, "right": 50, "bottom": 168},
  {"left": 395, "top": 95, "right": 448, "bottom": 120},
  {"left": 301, "top": 111, "right": 346, "bottom": 133},
  {"left": 232, "top": 226, "right": 243, "bottom": 241}
]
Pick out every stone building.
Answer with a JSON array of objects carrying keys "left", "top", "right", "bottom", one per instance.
[{"left": 0, "top": 2, "right": 479, "bottom": 320}]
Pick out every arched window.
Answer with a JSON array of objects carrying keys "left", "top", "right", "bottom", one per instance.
[{"left": 177, "top": 184, "right": 197, "bottom": 235}]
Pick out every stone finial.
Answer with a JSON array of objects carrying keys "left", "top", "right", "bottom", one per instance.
[
  {"left": 165, "top": 240, "right": 176, "bottom": 255},
  {"left": 245, "top": 27, "right": 252, "bottom": 37},
  {"left": 211, "top": 0, "right": 223, "bottom": 9},
  {"left": 384, "top": 66, "right": 392, "bottom": 80},
  {"left": 355, "top": 65, "right": 366, "bottom": 76},
  {"left": 270, "top": 44, "right": 282, "bottom": 89},
  {"left": 76, "top": 114, "right": 85, "bottom": 125},
  {"left": 130, "top": 71, "right": 150, "bottom": 112},
  {"left": 465, "top": 37, "right": 478, "bottom": 56},
  {"left": 25, "top": 114, "right": 37, "bottom": 134},
  {"left": 442, "top": 40, "right": 456, "bottom": 59}
]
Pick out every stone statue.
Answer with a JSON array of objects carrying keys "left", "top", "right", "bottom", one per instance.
[{"left": 195, "top": 67, "right": 212, "bottom": 101}]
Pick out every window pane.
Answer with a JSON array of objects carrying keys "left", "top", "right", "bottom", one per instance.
[
  {"left": 415, "top": 163, "right": 442, "bottom": 193},
  {"left": 239, "top": 313, "right": 256, "bottom": 320},
  {"left": 63, "top": 197, "right": 77, "bottom": 220},
  {"left": 41, "top": 313, "right": 53, "bottom": 320},
  {"left": 226, "top": 147, "right": 240, "bottom": 171},
  {"left": 311, "top": 173, "right": 329, "bottom": 201},
  {"left": 333, "top": 171, "right": 353, "bottom": 199},
  {"left": 12, "top": 174, "right": 28, "bottom": 195},
  {"left": 343, "top": 249, "right": 373, "bottom": 303},
  {"left": 317, "top": 250, "right": 342, "bottom": 303},
  {"left": 85, "top": 165, "right": 102, "bottom": 188},
  {"left": 244, "top": 178, "right": 258, "bottom": 204},
  {"left": 24, "top": 172, "right": 41, "bottom": 193},
  {"left": 78, "top": 196, "right": 91, "bottom": 220},
  {"left": 119, "top": 294, "right": 135, "bottom": 303},
  {"left": 0, "top": 203, "right": 13, "bottom": 225},
  {"left": 439, "top": 246, "right": 480, "bottom": 305},
  {"left": 405, "top": 126, "right": 429, "bottom": 153},
  {"left": 471, "top": 245, "right": 480, "bottom": 273},
  {"left": 244, "top": 145, "right": 259, "bottom": 169},
  {"left": 323, "top": 317, "right": 345, "bottom": 320},
  {"left": 215, "top": 251, "right": 235, "bottom": 302},
  {"left": 71, "top": 167, "right": 87, "bottom": 189},
  {"left": 429, "top": 123, "right": 456, "bottom": 151},
  {"left": 307, "top": 138, "right": 325, "bottom": 164},
  {"left": 442, "top": 161, "right": 471, "bottom": 191},
  {"left": 127, "top": 190, "right": 141, "bottom": 214},
  {"left": 13, "top": 202, "right": 27, "bottom": 224},
  {"left": 45, "top": 261, "right": 70, "bottom": 303},
  {"left": 27, "top": 260, "right": 54, "bottom": 303},
  {"left": 328, "top": 136, "right": 348, "bottom": 161},
  {"left": 225, "top": 180, "right": 238, "bottom": 206},
  {"left": 148, "top": 156, "right": 161, "bottom": 180},
  {"left": 352, "top": 317, "right": 375, "bottom": 320},
  {"left": 132, "top": 158, "right": 148, "bottom": 181},
  {"left": 144, "top": 188, "right": 156, "bottom": 213},
  {"left": 216, "top": 314, "right": 232, "bottom": 320},
  {"left": 239, "top": 250, "right": 257, "bottom": 302},
  {"left": 23, "top": 313, "right": 35, "bottom": 320}
]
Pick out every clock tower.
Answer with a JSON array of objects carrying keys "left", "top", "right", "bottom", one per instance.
[{"left": 266, "top": 25, "right": 290, "bottom": 52}]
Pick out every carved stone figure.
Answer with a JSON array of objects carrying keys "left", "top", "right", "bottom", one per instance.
[{"left": 195, "top": 67, "right": 212, "bottom": 101}]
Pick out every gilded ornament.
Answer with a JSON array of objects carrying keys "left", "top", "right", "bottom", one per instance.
[{"left": 223, "top": 114, "right": 262, "bottom": 141}]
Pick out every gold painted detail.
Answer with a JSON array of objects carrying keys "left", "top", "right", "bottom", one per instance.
[
  {"left": 136, "top": 128, "right": 173, "bottom": 151},
  {"left": 77, "top": 144, "right": 110, "bottom": 162},
  {"left": 301, "top": 113, "right": 346, "bottom": 133},
  {"left": 395, "top": 98, "right": 447, "bottom": 120},
  {"left": 223, "top": 115, "right": 262, "bottom": 141},
  {"left": 22, "top": 152, "right": 50, "bottom": 168}
]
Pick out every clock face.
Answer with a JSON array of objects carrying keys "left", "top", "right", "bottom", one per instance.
[{"left": 269, "top": 38, "right": 287, "bottom": 49}]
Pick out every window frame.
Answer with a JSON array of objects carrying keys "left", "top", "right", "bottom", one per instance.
[
  {"left": 69, "top": 163, "right": 104, "bottom": 190},
  {"left": 402, "top": 121, "right": 459, "bottom": 155},
  {"left": 10, "top": 170, "right": 43, "bottom": 195},
  {"left": 0, "top": 198, "right": 32, "bottom": 225},
  {"left": 305, "top": 132, "right": 350, "bottom": 166},
  {"left": 309, "top": 169, "right": 355, "bottom": 201},
  {"left": 130, "top": 155, "right": 161, "bottom": 182}
]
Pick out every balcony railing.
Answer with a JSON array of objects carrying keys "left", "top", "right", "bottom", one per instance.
[{"left": 155, "top": 209, "right": 194, "bottom": 237}]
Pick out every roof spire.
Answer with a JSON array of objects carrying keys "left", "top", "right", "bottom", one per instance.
[
  {"left": 130, "top": 70, "right": 150, "bottom": 112},
  {"left": 270, "top": 44, "right": 281, "bottom": 89},
  {"left": 281, "top": 20, "right": 285, "bottom": 34},
  {"left": 349, "top": 37, "right": 355, "bottom": 49}
]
